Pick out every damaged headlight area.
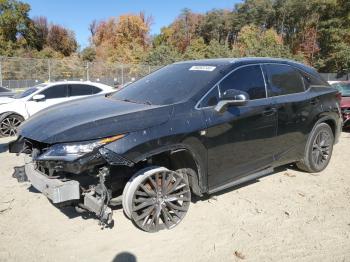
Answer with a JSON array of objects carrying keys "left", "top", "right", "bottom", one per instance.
[{"left": 36, "top": 134, "right": 126, "bottom": 161}]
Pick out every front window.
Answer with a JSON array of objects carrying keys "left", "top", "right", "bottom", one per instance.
[
  {"left": 332, "top": 82, "right": 350, "bottom": 97},
  {"left": 112, "top": 63, "right": 225, "bottom": 105},
  {"left": 219, "top": 65, "right": 266, "bottom": 100}
]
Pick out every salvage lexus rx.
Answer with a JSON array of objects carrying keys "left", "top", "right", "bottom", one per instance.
[{"left": 9, "top": 58, "right": 342, "bottom": 232}]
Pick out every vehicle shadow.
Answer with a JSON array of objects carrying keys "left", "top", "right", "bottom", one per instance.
[
  {"left": 112, "top": 252, "right": 137, "bottom": 262},
  {"left": 0, "top": 142, "right": 8, "bottom": 153}
]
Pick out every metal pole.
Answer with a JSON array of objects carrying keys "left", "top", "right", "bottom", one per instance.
[
  {"left": 0, "top": 58, "right": 2, "bottom": 87},
  {"left": 48, "top": 59, "right": 51, "bottom": 82},
  {"left": 121, "top": 64, "right": 124, "bottom": 85},
  {"left": 86, "top": 62, "right": 89, "bottom": 81}
]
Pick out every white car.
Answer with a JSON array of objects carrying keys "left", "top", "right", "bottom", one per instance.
[{"left": 0, "top": 81, "right": 114, "bottom": 137}]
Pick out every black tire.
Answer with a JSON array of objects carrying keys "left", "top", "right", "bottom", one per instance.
[
  {"left": 0, "top": 114, "right": 24, "bottom": 137},
  {"left": 296, "top": 123, "right": 334, "bottom": 173},
  {"left": 123, "top": 166, "right": 191, "bottom": 232}
]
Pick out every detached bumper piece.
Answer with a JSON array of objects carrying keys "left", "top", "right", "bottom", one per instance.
[
  {"left": 25, "top": 162, "right": 80, "bottom": 204},
  {"left": 15, "top": 162, "right": 114, "bottom": 227}
]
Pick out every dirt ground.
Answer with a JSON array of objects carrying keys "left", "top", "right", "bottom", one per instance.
[{"left": 0, "top": 133, "right": 349, "bottom": 262}]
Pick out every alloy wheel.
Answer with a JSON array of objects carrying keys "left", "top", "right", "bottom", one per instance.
[
  {"left": 311, "top": 130, "right": 332, "bottom": 170},
  {"left": 0, "top": 116, "right": 22, "bottom": 137},
  {"left": 130, "top": 169, "right": 191, "bottom": 232}
]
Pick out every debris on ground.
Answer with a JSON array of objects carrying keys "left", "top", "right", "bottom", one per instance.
[
  {"left": 0, "top": 198, "right": 14, "bottom": 214},
  {"left": 283, "top": 172, "right": 296, "bottom": 177},
  {"left": 234, "top": 250, "right": 245, "bottom": 259}
]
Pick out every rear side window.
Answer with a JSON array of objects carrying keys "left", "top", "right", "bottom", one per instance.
[
  {"left": 219, "top": 65, "right": 266, "bottom": 100},
  {"left": 299, "top": 70, "right": 327, "bottom": 89},
  {"left": 91, "top": 86, "right": 102, "bottom": 94},
  {"left": 69, "top": 84, "right": 94, "bottom": 96},
  {"left": 263, "top": 64, "right": 305, "bottom": 97},
  {"left": 41, "top": 85, "right": 68, "bottom": 99}
]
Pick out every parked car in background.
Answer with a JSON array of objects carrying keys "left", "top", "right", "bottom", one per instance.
[
  {"left": 329, "top": 81, "right": 350, "bottom": 127},
  {"left": 0, "top": 81, "right": 114, "bottom": 137},
  {"left": 0, "top": 86, "right": 15, "bottom": 98},
  {"left": 10, "top": 58, "right": 342, "bottom": 232}
]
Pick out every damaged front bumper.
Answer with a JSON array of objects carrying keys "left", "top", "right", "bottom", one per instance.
[{"left": 24, "top": 161, "right": 80, "bottom": 204}]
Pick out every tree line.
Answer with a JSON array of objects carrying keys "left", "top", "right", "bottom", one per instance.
[{"left": 1, "top": 0, "right": 349, "bottom": 73}]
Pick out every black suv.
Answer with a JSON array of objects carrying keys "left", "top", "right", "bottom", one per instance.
[{"left": 10, "top": 58, "right": 342, "bottom": 232}]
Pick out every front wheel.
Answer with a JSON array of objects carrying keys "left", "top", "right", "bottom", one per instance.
[
  {"left": 296, "top": 123, "right": 334, "bottom": 173},
  {"left": 122, "top": 166, "right": 191, "bottom": 232},
  {"left": 0, "top": 114, "right": 24, "bottom": 137}
]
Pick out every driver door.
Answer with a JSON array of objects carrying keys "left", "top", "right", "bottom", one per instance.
[
  {"left": 25, "top": 84, "right": 69, "bottom": 117},
  {"left": 200, "top": 65, "right": 278, "bottom": 190}
]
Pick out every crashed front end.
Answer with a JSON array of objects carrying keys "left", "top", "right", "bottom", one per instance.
[{"left": 9, "top": 135, "right": 134, "bottom": 226}]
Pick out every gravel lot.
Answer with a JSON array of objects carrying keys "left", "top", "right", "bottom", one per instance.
[{"left": 0, "top": 133, "right": 349, "bottom": 262}]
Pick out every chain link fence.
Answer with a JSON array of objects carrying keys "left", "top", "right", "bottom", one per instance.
[
  {"left": 0, "top": 56, "right": 348, "bottom": 91},
  {"left": 0, "top": 56, "right": 161, "bottom": 90}
]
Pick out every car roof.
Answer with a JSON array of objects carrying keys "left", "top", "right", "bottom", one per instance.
[
  {"left": 176, "top": 57, "right": 306, "bottom": 67},
  {"left": 176, "top": 57, "right": 320, "bottom": 78},
  {"left": 43, "top": 81, "right": 113, "bottom": 90}
]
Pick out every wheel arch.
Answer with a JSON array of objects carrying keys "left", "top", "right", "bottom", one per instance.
[
  {"left": 133, "top": 144, "right": 206, "bottom": 196},
  {"left": 0, "top": 111, "right": 25, "bottom": 122},
  {"left": 312, "top": 115, "right": 339, "bottom": 141}
]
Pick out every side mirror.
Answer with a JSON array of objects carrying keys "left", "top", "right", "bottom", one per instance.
[
  {"left": 32, "top": 94, "right": 46, "bottom": 102},
  {"left": 215, "top": 89, "right": 249, "bottom": 113}
]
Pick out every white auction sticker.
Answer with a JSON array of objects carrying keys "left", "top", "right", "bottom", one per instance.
[{"left": 189, "top": 66, "right": 216, "bottom": 72}]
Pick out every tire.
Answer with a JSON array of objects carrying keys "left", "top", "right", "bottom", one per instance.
[
  {"left": 0, "top": 114, "right": 24, "bottom": 137},
  {"left": 296, "top": 123, "right": 334, "bottom": 173},
  {"left": 122, "top": 166, "right": 191, "bottom": 232}
]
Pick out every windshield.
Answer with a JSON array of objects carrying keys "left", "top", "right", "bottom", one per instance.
[
  {"left": 332, "top": 82, "right": 350, "bottom": 96},
  {"left": 0, "top": 87, "right": 10, "bottom": 92},
  {"left": 13, "top": 84, "right": 47, "bottom": 99},
  {"left": 112, "top": 63, "right": 225, "bottom": 105}
]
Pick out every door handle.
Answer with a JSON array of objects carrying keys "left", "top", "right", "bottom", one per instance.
[{"left": 262, "top": 108, "right": 277, "bottom": 116}]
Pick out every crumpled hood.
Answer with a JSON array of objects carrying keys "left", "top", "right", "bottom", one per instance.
[
  {"left": 19, "top": 95, "right": 173, "bottom": 144},
  {"left": 341, "top": 97, "right": 350, "bottom": 108},
  {"left": 0, "top": 97, "right": 15, "bottom": 105}
]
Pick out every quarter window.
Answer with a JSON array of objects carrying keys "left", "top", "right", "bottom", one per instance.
[
  {"left": 40, "top": 85, "right": 68, "bottom": 99},
  {"left": 263, "top": 64, "right": 305, "bottom": 97},
  {"left": 219, "top": 65, "right": 266, "bottom": 100},
  {"left": 69, "top": 84, "right": 99, "bottom": 96},
  {"left": 299, "top": 70, "right": 327, "bottom": 89},
  {"left": 199, "top": 86, "right": 219, "bottom": 107}
]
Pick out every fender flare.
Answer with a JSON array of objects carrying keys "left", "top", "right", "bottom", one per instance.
[
  {"left": 0, "top": 111, "right": 25, "bottom": 123},
  {"left": 131, "top": 143, "right": 207, "bottom": 194},
  {"left": 310, "top": 115, "right": 339, "bottom": 143}
]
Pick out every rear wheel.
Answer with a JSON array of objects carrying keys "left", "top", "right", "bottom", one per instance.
[
  {"left": 123, "top": 166, "right": 191, "bottom": 232},
  {"left": 296, "top": 123, "right": 334, "bottom": 173},
  {"left": 0, "top": 114, "right": 24, "bottom": 137}
]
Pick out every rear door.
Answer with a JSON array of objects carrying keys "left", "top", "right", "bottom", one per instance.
[{"left": 261, "top": 64, "right": 313, "bottom": 163}]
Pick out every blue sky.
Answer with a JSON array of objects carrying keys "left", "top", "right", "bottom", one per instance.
[{"left": 25, "top": 0, "right": 240, "bottom": 49}]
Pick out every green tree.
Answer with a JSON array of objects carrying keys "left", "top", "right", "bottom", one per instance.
[
  {"left": 80, "top": 47, "right": 96, "bottom": 62},
  {"left": 143, "top": 45, "right": 181, "bottom": 65}
]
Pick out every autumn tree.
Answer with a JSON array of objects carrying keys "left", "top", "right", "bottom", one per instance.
[
  {"left": 47, "top": 24, "right": 77, "bottom": 56},
  {"left": 92, "top": 12, "right": 152, "bottom": 63}
]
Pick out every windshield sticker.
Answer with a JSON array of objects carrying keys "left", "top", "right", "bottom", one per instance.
[{"left": 189, "top": 66, "right": 216, "bottom": 72}]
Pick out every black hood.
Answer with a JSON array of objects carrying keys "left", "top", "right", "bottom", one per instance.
[{"left": 19, "top": 95, "right": 173, "bottom": 144}]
